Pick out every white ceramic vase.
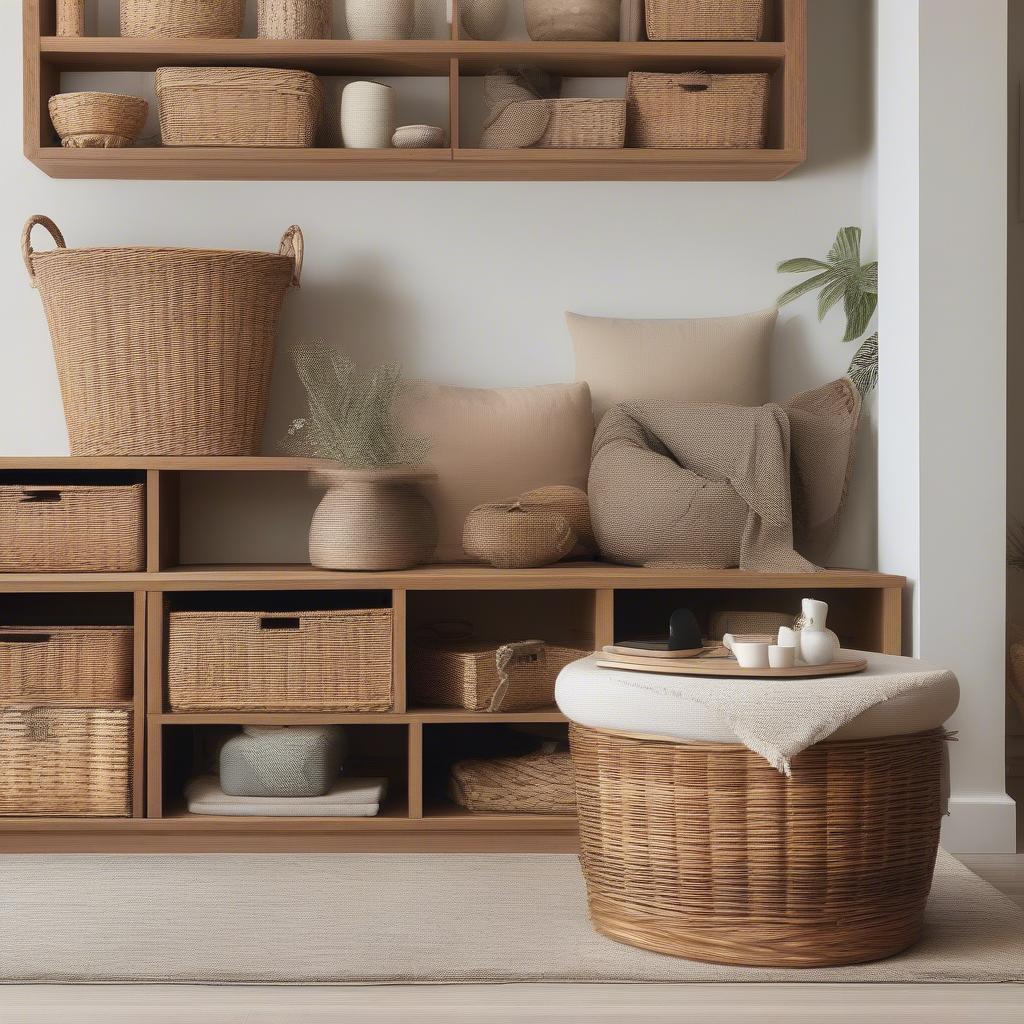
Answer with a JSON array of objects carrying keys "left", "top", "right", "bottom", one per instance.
[
  {"left": 460, "top": 0, "right": 508, "bottom": 39},
  {"left": 796, "top": 598, "right": 840, "bottom": 666},
  {"left": 340, "top": 81, "right": 395, "bottom": 148},
  {"left": 345, "top": 0, "right": 413, "bottom": 39}
]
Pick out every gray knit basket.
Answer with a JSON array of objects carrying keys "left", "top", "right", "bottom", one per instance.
[{"left": 219, "top": 725, "right": 346, "bottom": 797}]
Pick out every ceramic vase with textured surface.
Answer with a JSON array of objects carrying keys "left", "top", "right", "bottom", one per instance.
[
  {"left": 524, "top": 0, "right": 619, "bottom": 40},
  {"left": 309, "top": 469, "right": 438, "bottom": 570},
  {"left": 340, "top": 81, "right": 396, "bottom": 148},
  {"left": 345, "top": 0, "right": 413, "bottom": 39},
  {"left": 461, "top": 0, "right": 508, "bottom": 39}
]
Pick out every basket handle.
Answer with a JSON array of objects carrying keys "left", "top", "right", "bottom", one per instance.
[
  {"left": 259, "top": 616, "right": 301, "bottom": 631},
  {"left": 489, "top": 640, "right": 546, "bottom": 713},
  {"left": 279, "top": 225, "right": 304, "bottom": 288},
  {"left": 674, "top": 72, "right": 713, "bottom": 91},
  {"left": 0, "top": 633, "right": 51, "bottom": 644},
  {"left": 21, "top": 215, "right": 67, "bottom": 289},
  {"left": 20, "top": 489, "right": 62, "bottom": 503}
]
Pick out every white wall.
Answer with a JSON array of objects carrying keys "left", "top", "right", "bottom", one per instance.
[{"left": 1, "top": 0, "right": 878, "bottom": 564}]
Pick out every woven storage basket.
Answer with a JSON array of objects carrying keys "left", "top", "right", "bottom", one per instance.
[
  {"left": 156, "top": 67, "right": 323, "bottom": 148},
  {"left": 626, "top": 71, "right": 770, "bottom": 149},
  {"left": 121, "top": 0, "right": 243, "bottom": 37},
  {"left": 22, "top": 215, "right": 301, "bottom": 457},
  {"left": 482, "top": 98, "right": 626, "bottom": 149},
  {"left": 0, "top": 482, "right": 144, "bottom": 571},
  {"left": 258, "top": 0, "right": 332, "bottom": 38},
  {"left": 0, "top": 704, "right": 132, "bottom": 816},
  {"left": 463, "top": 502, "right": 576, "bottom": 569},
  {"left": 449, "top": 748, "right": 575, "bottom": 813},
  {"left": 48, "top": 92, "right": 148, "bottom": 148},
  {"left": 569, "top": 724, "right": 947, "bottom": 967},
  {"left": 0, "top": 627, "right": 132, "bottom": 703},
  {"left": 644, "top": 0, "right": 767, "bottom": 40},
  {"left": 409, "top": 637, "right": 586, "bottom": 711},
  {"left": 167, "top": 608, "right": 393, "bottom": 711}
]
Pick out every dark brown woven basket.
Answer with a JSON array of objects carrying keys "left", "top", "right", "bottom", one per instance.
[{"left": 569, "top": 723, "right": 946, "bottom": 967}]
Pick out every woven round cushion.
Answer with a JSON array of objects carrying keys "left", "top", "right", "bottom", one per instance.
[
  {"left": 519, "top": 485, "right": 595, "bottom": 553},
  {"left": 463, "top": 502, "right": 576, "bottom": 568},
  {"left": 556, "top": 652, "right": 959, "bottom": 744}
]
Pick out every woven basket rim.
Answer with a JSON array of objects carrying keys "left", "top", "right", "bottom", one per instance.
[
  {"left": 28, "top": 245, "right": 296, "bottom": 265},
  {"left": 168, "top": 608, "right": 391, "bottom": 620},
  {"left": 155, "top": 66, "right": 322, "bottom": 92},
  {"left": 0, "top": 482, "right": 143, "bottom": 491},
  {"left": 0, "top": 625, "right": 131, "bottom": 633},
  {"left": 49, "top": 92, "right": 148, "bottom": 107},
  {"left": 1, "top": 701, "right": 133, "bottom": 711}
]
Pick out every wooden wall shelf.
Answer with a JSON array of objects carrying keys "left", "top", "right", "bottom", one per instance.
[
  {"left": 23, "top": 0, "right": 807, "bottom": 181},
  {"left": 0, "top": 457, "right": 901, "bottom": 853}
]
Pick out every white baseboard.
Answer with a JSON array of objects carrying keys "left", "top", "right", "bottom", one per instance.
[{"left": 940, "top": 794, "right": 1018, "bottom": 852}]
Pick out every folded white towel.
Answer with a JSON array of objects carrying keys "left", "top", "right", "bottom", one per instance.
[{"left": 185, "top": 775, "right": 388, "bottom": 817}]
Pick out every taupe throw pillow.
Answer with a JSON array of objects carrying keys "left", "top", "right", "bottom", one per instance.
[{"left": 567, "top": 307, "right": 776, "bottom": 419}]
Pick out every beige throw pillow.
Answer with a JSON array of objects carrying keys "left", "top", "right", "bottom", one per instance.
[
  {"left": 567, "top": 307, "right": 776, "bottom": 419},
  {"left": 401, "top": 382, "right": 594, "bottom": 563}
]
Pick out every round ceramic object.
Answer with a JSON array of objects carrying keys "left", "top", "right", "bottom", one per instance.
[
  {"left": 460, "top": 0, "right": 508, "bottom": 39},
  {"left": 523, "top": 0, "right": 619, "bottom": 41},
  {"left": 392, "top": 124, "right": 446, "bottom": 148},
  {"left": 340, "top": 81, "right": 395, "bottom": 148},
  {"left": 309, "top": 468, "right": 438, "bottom": 570},
  {"left": 345, "top": 0, "right": 413, "bottom": 39}
]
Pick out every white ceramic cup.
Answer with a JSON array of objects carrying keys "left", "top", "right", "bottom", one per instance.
[
  {"left": 340, "top": 81, "right": 395, "bottom": 149},
  {"left": 768, "top": 644, "right": 796, "bottom": 669},
  {"left": 729, "top": 641, "right": 770, "bottom": 669}
]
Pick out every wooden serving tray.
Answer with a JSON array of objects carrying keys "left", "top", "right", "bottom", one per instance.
[
  {"left": 596, "top": 652, "right": 868, "bottom": 679},
  {"left": 602, "top": 642, "right": 708, "bottom": 660}
]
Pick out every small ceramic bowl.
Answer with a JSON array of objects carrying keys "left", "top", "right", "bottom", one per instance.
[
  {"left": 391, "top": 124, "right": 447, "bottom": 149},
  {"left": 729, "top": 641, "right": 770, "bottom": 669}
]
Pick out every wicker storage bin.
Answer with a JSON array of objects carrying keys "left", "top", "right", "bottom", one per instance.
[
  {"left": 121, "top": 0, "right": 244, "bottom": 38},
  {"left": 569, "top": 724, "right": 946, "bottom": 967},
  {"left": 409, "top": 638, "right": 586, "bottom": 711},
  {"left": 258, "top": 0, "right": 332, "bottom": 38},
  {"left": 0, "top": 627, "right": 132, "bottom": 703},
  {"left": 644, "top": 0, "right": 767, "bottom": 40},
  {"left": 167, "top": 608, "right": 393, "bottom": 711},
  {"left": 48, "top": 92, "right": 148, "bottom": 148},
  {"left": 22, "top": 215, "right": 301, "bottom": 457},
  {"left": 156, "top": 68, "right": 323, "bottom": 148},
  {"left": 0, "top": 704, "right": 132, "bottom": 816},
  {"left": 449, "top": 749, "right": 575, "bottom": 813},
  {"left": 0, "top": 482, "right": 144, "bottom": 571},
  {"left": 626, "top": 71, "right": 770, "bottom": 149},
  {"left": 482, "top": 98, "right": 626, "bottom": 149}
]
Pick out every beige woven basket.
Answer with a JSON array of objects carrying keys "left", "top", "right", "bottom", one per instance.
[
  {"left": 463, "top": 502, "right": 576, "bottom": 569},
  {"left": 167, "top": 608, "right": 393, "bottom": 711},
  {"left": 570, "top": 724, "right": 947, "bottom": 967},
  {"left": 22, "top": 215, "right": 302, "bottom": 457},
  {"left": 48, "top": 92, "right": 148, "bottom": 148},
  {"left": 482, "top": 98, "right": 626, "bottom": 149},
  {"left": 121, "top": 0, "right": 244, "bottom": 38},
  {"left": 644, "top": 0, "right": 767, "bottom": 40},
  {"left": 156, "top": 67, "right": 323, "bottom": 148},
  {"left": 258, "top": 0, "right": 332, "bottom": 38},
  {"left": 409, "top": 636, "right": 586, "bottom": 711},
  {"left": 449, "top": 749, "right": 576, "bottom": 814},
  {"left": 0, "top": 704, "right": 132, "bottom": 817},
  {"left": 0, "top": 482, "right": 144, "bottom": 571},
  {"left": 626, "top": 71, "right": 770, "bottom": 149},
  {"left": 0, "top": 627, "right": 133, "bottom": 703}
]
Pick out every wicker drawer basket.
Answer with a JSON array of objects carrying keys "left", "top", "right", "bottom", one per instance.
[
  {"left": 0, "top": 627, "right": 133, "bottom": 703},
  {"left": 167, "top": 608, "right": 393, "bottom": 711},
  {"left": 156, "top": 67, "right": 323, "bottom": 148},
  {"left": 0, "top": 704, "right": 132, "bottom": 817},
  {"left": 449, "top": 749, "right": 575, "bottom": 814},
  {"left": 0, "top": 483, "right": 144, "bottom": 571},
  {"left": 482, "top": 98, "right": 626, "bottom": 149},
  {"left": 626, "top": 71, "right": 770, "bottom": 149},
  {"left": 409, "top": 638, "right": 586, "bottom": 711},
  {"left": 644, "top": 0, "right": 767, "bottom": 40}
]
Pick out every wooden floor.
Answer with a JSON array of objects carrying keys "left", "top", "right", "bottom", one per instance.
[{"left": 3, "top": 850, "right": 1022, "bottom": 1024}]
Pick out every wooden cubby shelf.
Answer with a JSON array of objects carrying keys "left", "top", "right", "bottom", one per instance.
[
  {"left": 23, "top": 0, "right": 806, "bottom": 181},
  {"left": 0, "top": 457, "right": 902, "bottom": 853}
]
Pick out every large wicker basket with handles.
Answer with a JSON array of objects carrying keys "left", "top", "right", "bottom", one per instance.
[
  {"left": 644, "top": 0, "right": 766, "bottom": 40},
  {"left": 569, "top": 724, "right": 947, "bottom": 967},
  {"left": 626, "top": 71, "right": 770, "bottom": 148},
  {"left": 22, "top": 215, "right": 302, "bottom": 456}
]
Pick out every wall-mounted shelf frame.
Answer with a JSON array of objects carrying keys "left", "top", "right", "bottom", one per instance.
[
  {"left": 0, "top": 457, "right": 900, "bottom": 853},
  {"left": 23, "top": 0, "right": 807, "bottom": 180}
]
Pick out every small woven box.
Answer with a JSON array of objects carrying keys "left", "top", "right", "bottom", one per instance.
[{"left": 449, "top": 748, "right": 576, "bottom": 814}]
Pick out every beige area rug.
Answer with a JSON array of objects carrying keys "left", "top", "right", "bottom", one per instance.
[{"left": 0, "top": 851, "right": 1021, "bottom": 985}]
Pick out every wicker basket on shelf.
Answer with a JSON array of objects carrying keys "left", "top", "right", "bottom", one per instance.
[
  {"left": 167, "top": 608, "right": 394, "bottom": 711},
  {"left": 22, "top": 215, "right": 302, "bottom": 457},
  {"left": 121, "top": 0, "right": 244, "bottom": 38},
  {"left": 644, "top": 0, "right": 767, "bottom": 40},
  {"left": 481, "top": 98, "right": 626, "bottom": 149},
  {"left": 0, "top": 481, "right": 144, "bottom": 571},
  {"left": 156, "top": 67, "right": 323, "bottom": 148},
  {"left": 626, "top": 71, "right": 770, "bottom": 149},
  {"left": 409, "top": 635, "right": 586, "bottom": 711},
  {"left": 0, "top": 704, "right": 132, "bottom": 817},
  {"left": 258, "top": 0, "right": 332, "bottom": 38},
  {"left": 570, "top": 724, "right": 947, "bottom": 967},
  {"left": 449, "top": 748, "right": 576, "bottom": 814},
  {"left": 48, "top": 92, "right": 148, "bottom": 148},
  {"left": 0, "top": 627, "right": 133, "bottom": 703}
]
